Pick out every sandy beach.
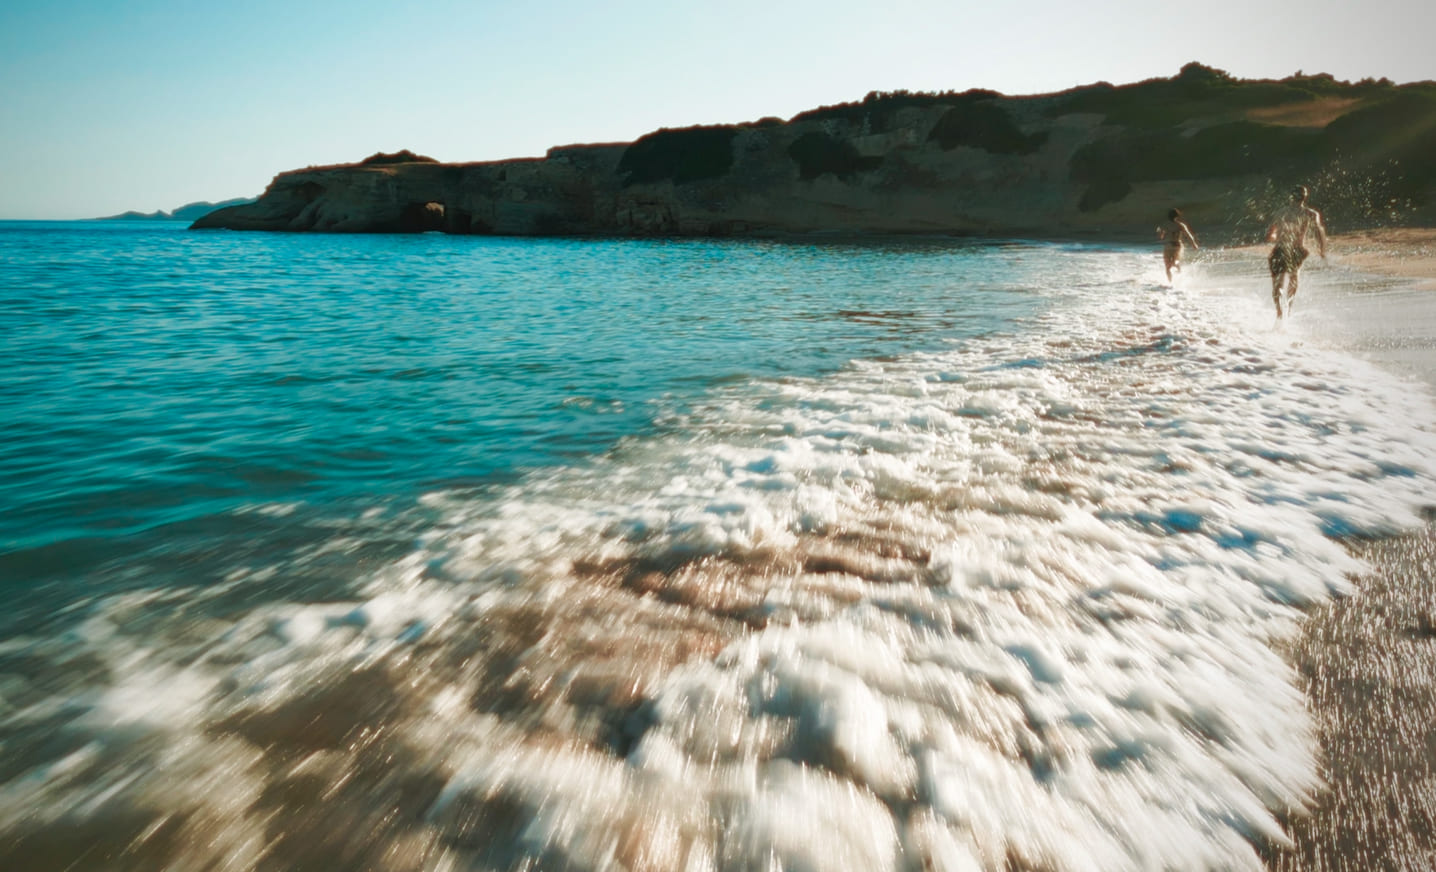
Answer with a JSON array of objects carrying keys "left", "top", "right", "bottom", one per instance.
[
  {"left": 1327, "top": 229, "right": 1436, "bottom": 291},
  {"left": 1227, "top": 227, "right": 1436, "bottom": 281},
  {"left": 1254, "top": 228, "right": 1436, "bottom": 871}
]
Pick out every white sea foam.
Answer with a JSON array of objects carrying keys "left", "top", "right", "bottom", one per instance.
[{"left": 2, "top": 247, "right": 1433, "bottom": 870}]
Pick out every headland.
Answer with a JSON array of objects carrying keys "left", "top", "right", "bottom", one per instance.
[{"left": 193, "top": 63, "right": 1436, "bottom": 240}]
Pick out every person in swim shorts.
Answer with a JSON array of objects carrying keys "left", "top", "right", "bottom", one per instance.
[
  {"left": 1157, "top": 208, "right": 1200, "bottom": 284},
  {"left": 1267, "top": 185, "right": 1327, "bottom": 319}
]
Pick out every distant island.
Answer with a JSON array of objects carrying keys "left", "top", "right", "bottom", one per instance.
[
  {"left": 103, "top": 197, "right": 256, "bottom": 222},
  {"left": 193, "top": 64, "right": 1436, "bottom": 240}
]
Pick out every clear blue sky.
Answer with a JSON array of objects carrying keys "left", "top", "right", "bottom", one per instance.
[{"left": 2, "top": 0, "right": 1432, "bottom": 219}]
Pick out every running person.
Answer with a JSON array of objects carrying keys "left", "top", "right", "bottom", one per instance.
[
  {"left": 1157, "top": 208, "right": 1200, "bottom": 284},
  {"left": 1267, "top": 185, "right": 1327, "bottom": 319}
]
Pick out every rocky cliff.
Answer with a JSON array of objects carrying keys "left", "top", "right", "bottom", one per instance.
[{"left": 193, "top": 64, "right": 1436, "bottom": 239}]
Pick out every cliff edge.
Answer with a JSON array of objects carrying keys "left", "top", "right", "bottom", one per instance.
[{"left": 193, "top": 64, "right": 1436, "bottom": 239}]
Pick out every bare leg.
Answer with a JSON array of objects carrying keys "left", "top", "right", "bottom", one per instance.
[
  {"left": 1286, "top": 269, "right": 1300, "bottom": 313},
  {"left": 1272, "top": 272, "right": 1287, "bottom": 318}
]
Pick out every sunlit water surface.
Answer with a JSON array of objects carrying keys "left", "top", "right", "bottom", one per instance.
[{"left": 1, "top": 221, "right": 1433, "bottom": 871}]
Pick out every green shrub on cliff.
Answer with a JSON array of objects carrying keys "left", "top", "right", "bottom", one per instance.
[
  {"left": 1074, "top": 176, "right": 1131, "bottom": 213},
  {"left": 787, "top": 133, "right": 883, "bottom": 181},
  {"left": 358, "top": 150, "right": 438, "bottom": 166},
  {"left": 617, "top": 126, "right": 738, "bottom": 186},
  {"left": 1069, "top": 121, "right": 1322, "bottom": 211},
  {"left": 1327, "top": 89, "right": 1436, "bottom": 141},
  {"left": 791, "top": 89, "right": 983, "bottom": 134},
  {"left": 1057, "top": 63, "right": 1314, "bottom": 127},
  {"left": 1325, "top": 90, "right": 1436, "bottom": 200},
  {"left": 927, "top": 98, "right": 1046, "bottom": 154},
  {"left": 1053, "top": 63, "right": 1408, "bottom": 130},
  {"left": 1069, "top": 83, "right": 1436, "bottom": 212}
]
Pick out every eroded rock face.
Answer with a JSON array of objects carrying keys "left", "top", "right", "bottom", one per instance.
[{"left": 193, "top": 67, "right": 1436, "bottom": 238}]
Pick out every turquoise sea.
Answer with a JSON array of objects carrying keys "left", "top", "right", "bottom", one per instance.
[
  {"left": 1, "top": 219, "right": 1433, "bottom": 870},
  {"left": 1, "top": 222, "right": 1039, "bottom": 623}
]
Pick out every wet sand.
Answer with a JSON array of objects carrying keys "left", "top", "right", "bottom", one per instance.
[
  {"left": 1328, "top": 228, "right": 1436, "bottom": 291},
  {"left": 1267, "top": 528, "right": 1436, "bottom": 871},
  {"left": 1229, "top": 228, "right": 1436, "bottom": 385},
  {"left": 1256, "top": 228, "right": 1436, "bottom": 870}
]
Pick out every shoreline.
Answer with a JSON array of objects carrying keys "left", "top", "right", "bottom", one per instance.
[
  {"left": 1324, "top": 228, "right": 1436, "bottom": 291},
  {"left": 1220, "top": 227, "right": 1436, "bottom": 387},
  {"left": 1258, "top": 227, "right": 1436, "bottom": 869},
  {"left": 1227, "top": 226, "right": 1436, "bottom": 288}
]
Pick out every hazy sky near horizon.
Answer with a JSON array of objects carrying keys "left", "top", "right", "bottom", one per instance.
[{"left": 2, "top": 0, "right": 1432, "bottom": 219}]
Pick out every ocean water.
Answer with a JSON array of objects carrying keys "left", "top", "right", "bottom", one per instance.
[{"left": 1, "top": 220, "right": 1434, "bottom": 871}]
